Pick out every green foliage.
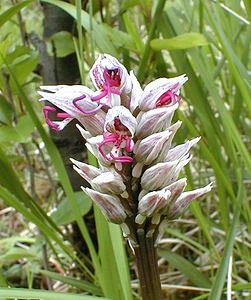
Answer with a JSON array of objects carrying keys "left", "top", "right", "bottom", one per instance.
[
  {"left": 0, "top": 0, "right": 250, "bottom": 299},
  {"left": 150, "top": 32, "right": 208, "bottom": 50}
]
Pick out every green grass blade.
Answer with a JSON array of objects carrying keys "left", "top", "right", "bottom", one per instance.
[
  {"left": 0, "top": 288, "right": 108, "bottom": 300},
  {"left": 0, "top": 0, "right": 33, "bottom": 27},
  {"left": 204, "top": 2, "right": 251, "bottom": 118},
  {"left": 137, "top": 0, "right": 166, "bottom": 81},
  {"left": 39, "top": 271, "right": 102, "bottom": 296},
  {"left": 94, "top": 207, "right": 129, "bottom": 300},
  {"left": 108, "top": 223, "right": 133, "bottom": 300},
  {"left": 159, "top": 249, "right": 211, "bottom": 288},
  {"left": 208, "top": 172, "right": 244, "bottom": 299}
]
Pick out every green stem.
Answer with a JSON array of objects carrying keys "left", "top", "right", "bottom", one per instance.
[{"left": 134, "top": 229, "right": 163, "bottom": 300}]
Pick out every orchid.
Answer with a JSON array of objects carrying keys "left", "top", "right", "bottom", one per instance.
[{"left": 39, "top": 54, "right": 212, "bottom": 300}]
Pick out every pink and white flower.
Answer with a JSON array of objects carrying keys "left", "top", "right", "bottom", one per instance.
[
  {"left": 90, "top": 54, "right": 132, "bottom": 107},
  {"left": 138, "top": 74, "right": 188, "bottom": 111},
  {"left": 39, "top": 54, "right": 212, "bottom": 229},
  {"left": 38, "top": 85, "right": 105, "bottom": 135},
  {"left": 93, "top": 106, "right": 137, "bottom": 164}
]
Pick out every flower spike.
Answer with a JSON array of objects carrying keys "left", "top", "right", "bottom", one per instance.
[{"left": 39, "top": 54, "right": 212, "bottom": 247}]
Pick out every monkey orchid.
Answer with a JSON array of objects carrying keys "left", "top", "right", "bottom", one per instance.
[{"left": 39, "top": 54, "right": 212, "bottom": 300}]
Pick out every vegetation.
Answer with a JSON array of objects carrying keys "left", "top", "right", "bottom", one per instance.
[{"left": 0, "top": 0, "right": 250, "bottom": 299}]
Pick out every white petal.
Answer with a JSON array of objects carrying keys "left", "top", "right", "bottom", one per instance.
[
  {"left": 38, "top": 85, "right": 97, "bottom": 119},
  {"left": 78, "top": 110, "right": 106, "bottom": 136},
  {"left": 70, "top": 158, "right": 101, "bottom": 183},
  {"left": 90, "top": 54, "right": 132, "bottom": 93},
  {"left": 110, "top": 93, "right": 121, "bottom": 107},
  {"left": 53, "top": 118, "right": 73, "bottom": 130},
  {"left": 76, "top": 124, "right": 92, "bottom": 140},
  {"left": 40, "top": 85, "right": 67, "bottom": 92}
]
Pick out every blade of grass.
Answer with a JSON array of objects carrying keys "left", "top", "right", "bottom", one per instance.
[
  {"left": 39, "top": 270, "right": 102, "bottom": 296},
  {"left": 0, "top": 288, "right": 108, "bottom": 300},
  {"left": 76, "top": 0, "right": 85, "bottom": 84},
  {"left": 0, "top": 146, "right": 63, "bottom": 236},
  {"left": 204, "top": 1, "right": 251, "bottom": 117},
  {"left": 108, "top": 223, "right": 133, "bottom": 300},
  {"left": 208, "top": 170, "right": 243, "bottom": 300},
  {"left": 0, "top": 0, "right": 33, "bottom": 27},
  {"left": 159, "top": 249, "right": 211, "bottom": 288}
]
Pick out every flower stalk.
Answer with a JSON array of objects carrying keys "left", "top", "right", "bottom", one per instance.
[
  {"left": 134, "top": 229, "right": 163, "bottom": 300},
  {"left": 38, "top": 53, "right": 212, "bottom": 299}
]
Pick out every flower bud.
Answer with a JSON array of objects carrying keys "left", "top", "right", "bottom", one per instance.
[
  {"left": 141, "top": 160, "right": 178, "bottom": 191},
  {"left": 168, "top": 183, "right": 213, "bottom": 219},
  {"left": 91, "top": 172, "right": 126, "bottom": 194},
  {"left": 173, "top": 154, "right": 192, "bottom": 182},
  {"left": 134, "top": 130, "right": 172, "bottom": 165},
  {"left": 156, "top": 121, "right": 182, "bottom": 162},
  {"left": 164, "top": 137, "right": 201, "bottom": 162},
  {"left": 138, "top": 189, "right": 171, "bottom": 217},
  {"left": 164, "top": 178, "right": 187, "bottom": 204},
  {"left": 82, "top": 187, "right": 127, "bottom": 224},
  {"left": 136, "top": 104, "right": 178, "bottom": 139},
  {"left": 70, "top": 158, "right": 101, "bottom": 183}
]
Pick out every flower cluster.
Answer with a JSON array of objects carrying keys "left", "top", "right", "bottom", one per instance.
[{"left": 39, "top": 54, "right": 212, "bottom": 243}]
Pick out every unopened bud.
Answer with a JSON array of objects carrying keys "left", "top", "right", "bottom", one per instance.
[
  {"left": 141, "top": 160, "right": 178, "bottom": 191},
  {"left": 138, "top": 189, "right": 171, "bottom": 217},
  {"left": 156, "top": 121, "right": 182, "bottom": 162},
  {"left": 164, "top": 137, "right": 201, "bottom": 162},
  {"left": 91, "top": 172, "right": 126, "bottom": 194},
  {"left": 168, "top": 183, "right": 213, "bottom": 219},
  {"left": 70, "top": 158, "right": 101, "bottom": 183},
  {"left": 134, "top": 130, "right": 171, "bottom": 165},
  {"left": 136, "top": 104, "right": 178, "bottom": 139},
  {"left": 82, "top": 187, "right": 127, "bottom": 224}
]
